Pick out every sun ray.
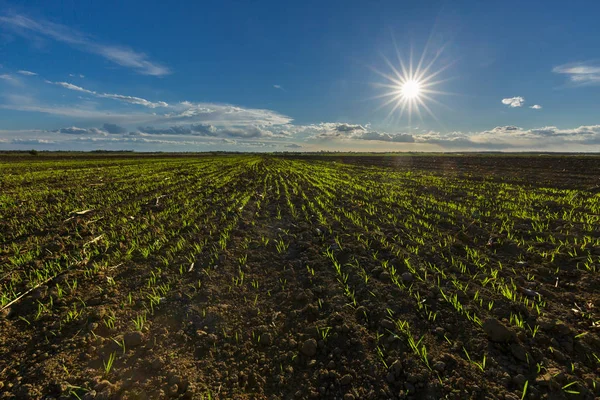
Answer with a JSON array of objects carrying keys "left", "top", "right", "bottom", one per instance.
[{"left": 372, "top": 40, "right": 453, "bottom": 127}]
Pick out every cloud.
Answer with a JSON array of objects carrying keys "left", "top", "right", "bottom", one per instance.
[
  {"left": 298, "top": 123, "right": 415, "bottom": 143},
  {"left": 308, "top": 123, "right": 367, "bottom": 139},
  {"left": 334, "top": 123, "right": 366, "bottom": 133},
  {"left": 11, "top": 138, "right": 55, "bottom": 144},
  {"left": 529, "top": 105, "right": 542, "bottom": 110},
  {"left": 0, "top": 96, "right": 291, "bottom": 127},
  {"left": 48, "top": 81, "right": 92, "bottom": 93},
  {"left": 273, "top": 85, "right": 284, "bottom": 90},
  {"left": 553, "top": 62, "right": 600, "bottom": 86},
  {"left": 0, "top": 74, "right": 21, "bottom": 85},
  {"left": 218, "top": 126, "right": 275, "bottom": 138},
  {"left": 0, "top": 13, "right": 170, "bottom": 76},
  {"left": 46, "top": 80, "right": 169, "bottom": 108},
  {"left": 165, "top": 102, "right": 292, "bottom": 126},
  {"left": 17, "top": 70, "right": 37, "bottom": 76},
  {"left": 138, "top": 125, "right": 194, "bottom": 135},
  {"left": 45, "top": 80, "right": 291, "bottom": 125},
  {"left": 190, "top": 124, "right": 218, "bottom": 136},
  {"left": 501, "top": 97, "right": 525, "bottom": 107},
  {"left": 55, "top": 126, "right": 106, "bottom": 135},
  {"left": 69, "top": 73, "right": 85, "bottom": 78},
  {"left": 488, "top": 125, "right": 519, "bottom": 133},
  {"left": 136, "top": 123, "right": 285, "bottom": 138},
  {"left": 354, "top": 131, "right": 415, "bottom": 143},
  {"left": 102, "top": 123, "right": 127, "bottom": 134},
  {"left": 101, "top": 93, "right": 168, "bottom": 108},
  {"left": 5, "top": 122, "right": 600, "bottom": 151},
  {"left": 248, "top": 142, "right": 277, "bottom": 148},
  {"left": 10, "top": 79, "right": 291, "bottom": 127}
]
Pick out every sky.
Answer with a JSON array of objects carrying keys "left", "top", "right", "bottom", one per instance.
[{"left": 0, "top": 0, "right": 599, "bottom": 152}]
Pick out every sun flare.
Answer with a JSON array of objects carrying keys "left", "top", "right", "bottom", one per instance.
[
  {"left": 370, "top": 42, "right": 453, "bottom": 127},
  {"left": 401, "top": 79, "right": 421, "bottom": 99}
]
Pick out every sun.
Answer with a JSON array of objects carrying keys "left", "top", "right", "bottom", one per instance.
[
  {"left": 401, "top": 79, "right": 421, "bottom": 99},
  {"left": 370, "top": 41, "right": 453, "bottom": 127}
]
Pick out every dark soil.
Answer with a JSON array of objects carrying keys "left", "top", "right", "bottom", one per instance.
[{"left": 0, "top": 154, "right": 599, "bottom": 400}]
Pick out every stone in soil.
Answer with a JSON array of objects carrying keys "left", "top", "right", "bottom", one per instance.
[
  {"left": 301, "top": 338, "right": 318, "bottom": 357},
  {"left": 124, "top": 331, "right": 144, "bottom": 347},
  {"left": 380, "top": 319, "right": 395, "bottom": 330},
  {"left": 340, "top": 374, "right": 353, "bottom": 385},
  {"left": 510, "top": 343, "right": 529, "bottom": 362},
  {"left": 433, "top": 361, "right": 446, "bottom": 372},
  {"left": 482, "top": 318, "right": 516, "bottom": 342},
  {"left": 260, "top": 332, "right": 272, "bottom": 345}
]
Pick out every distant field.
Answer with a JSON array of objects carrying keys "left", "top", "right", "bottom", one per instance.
[{"left": 0, "top": 154, "right": 599, "bottom": 399}]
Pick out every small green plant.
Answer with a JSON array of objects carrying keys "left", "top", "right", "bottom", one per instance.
[
  {"left": 316, "top": 326, "right": 332, "bottom": 341},
  {"left": 132, "top": 313, "right": 146, "bottom": 331},
  {"left": 521, "top": 380, "right": 528, "bottom": 400},
  {"left": 103, "top": 351, "right": 116, "bottom": 376}
]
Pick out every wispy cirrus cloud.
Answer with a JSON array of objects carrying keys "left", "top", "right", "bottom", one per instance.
[
  {"left": 1, "top": 84, "right": 292, "bottom": 127},
  {"left": 46, "top": 80, "right": 169, "bottom": 108},
  {"left": 0, "top": 73, "right": 21, "bottom": 85},
  {"left": 44, "top": 80, "right": 292, "bottom": 127},
  {"left": 0, "top": 13, "right": 170, "bottom": 76},
  {"left": 501, "top": 96, "right": 525, "bottom": 107},
  {"left": 17, "top": 70, "right": 37, "bottom": 76},
  {"left": 553, "top": 62, "right": 600, "bottom": 86}
]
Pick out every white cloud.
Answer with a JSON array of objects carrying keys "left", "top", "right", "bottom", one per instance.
[
  {"left": 0, "top": 74, "right": 21, "bottom": 85},
  {"left": 289, "top": 122, "right": 416, "bottom": 143},
  {"left": 0, "top": 13, "right": 170, "bottom": 76},
  {"left": 48, "top": 81, "right": 92, "bottom": 93},
  {"left": 11, "top": 138, "right": 56, "bottom": 144},
  {"left": 529, "top": 105, "right": 542, "bottom": 110},
  {"left": 354, "top": 131, "right": 415, "bottom": 143},
  {"left": 46, "top": 80, "right": 168, "bottom": 108},
  {"left": 50, "top": 126, "right": 129, "bottom": 136},
  {"left": 17, "top": 70, "right": 37, "bottom": 76},
  {"left": 56, "top": 126, "right": 99, "bottom": 135},
  {"left": 273, "top": 85, "right": 284, "bottom": 90},
  {"left": 136, "top": 123, "right": 289, "bottom": 138},
  {"left": 553, "top": 63, "right": 600, "bottom": 86},
  {"left": 501, "top": 96, "right": 525, "bottom": 107},
  {"left": 164, "top": 102, "right": 292, "bottom": 126},
  {"left": 3, "top": 122, "right": 600, "bottom": 151},
  {"left": 101, "top": 93, "right": 168, "bottom": 108},
  {"left": 69, "top": 73, "right": 85, "bottom": 78}
]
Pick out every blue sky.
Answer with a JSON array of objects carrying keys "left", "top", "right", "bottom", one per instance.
[{"left": 1, "top": 0, "right": 599, "bottom": 151}]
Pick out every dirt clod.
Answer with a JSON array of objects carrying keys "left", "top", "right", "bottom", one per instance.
[
  {"left": 380, "top": 319, "right": 395, "bottom": 330},
  {"left": 482, "top": 318, "right": 516, "bottom": 342},
  {"left": 301, "top": 338, "right": 318, "bottom": 357},
  {"left": 339, "top": 374, "right": 352, "bottom": 386},
  {"left": 124, "top": 331, "right": 144, "bottom": 347}
]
